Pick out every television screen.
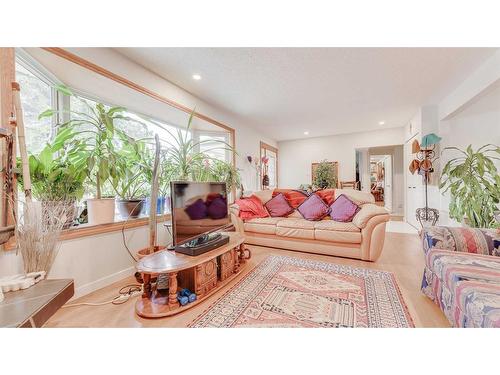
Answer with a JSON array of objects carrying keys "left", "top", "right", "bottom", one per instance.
[{"left": 170, "top": 181, "right": 230, "bottom": 246}]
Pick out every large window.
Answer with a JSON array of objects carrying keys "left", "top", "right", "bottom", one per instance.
[
  {"left": 15, "top": 59, "right": 57, "bottom": 155},
  {"left": 14, "top": 52, "right": 233, "bottom": 227}
]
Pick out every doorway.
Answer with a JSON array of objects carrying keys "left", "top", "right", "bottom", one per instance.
[
  {"left": 260, "top": 141, "right": 278, "bottom": 189},
  {"left": 370, "top": 155, "right": 392, "bottom": 211}
]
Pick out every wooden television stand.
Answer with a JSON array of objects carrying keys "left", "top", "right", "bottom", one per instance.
[{"left": 135, "top": 232, "right": 250, "bottom": 318}]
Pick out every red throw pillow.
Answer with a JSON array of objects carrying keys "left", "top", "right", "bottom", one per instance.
[
  {"left": 272, "top": 189, "right": 309, "bottom": 208},
  {"left": 316, "top": 189, "right": 336, "bottom": 206},
  {"left": 235, "top": 195, "right": 269, "bottom": 220},
  {"left": 265, "top": 193, "right": 295, "bottom": 217}
]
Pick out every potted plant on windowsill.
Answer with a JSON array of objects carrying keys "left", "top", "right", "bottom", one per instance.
[
  {"left": 440, "top": 144, "right": 500, "bottom": 228},
  {"left": 40, "top": 86, "right": 137, "bottom": 225},
  {"left": 17, "top": 129, "right": 87, "bottom": 228},
  {"left": 112, "top": 139, "right": 150, "bottom": 219}
]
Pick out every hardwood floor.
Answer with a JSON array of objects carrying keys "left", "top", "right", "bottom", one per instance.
[{"left": 44, "top": 231, "right": 450, "bottom": 328}]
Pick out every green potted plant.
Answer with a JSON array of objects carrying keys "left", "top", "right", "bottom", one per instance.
[
  {"left": 112, "top": 138, "right": 150, "bottom": 219},
  {"left": 40, "top": 86, "right": 139, "bottom": 225},
  {"left": 440, "top": 144, "right": 500, "bottom": 228},
  {"left": 17, "top": 126, "right": 87, "bottom": 228},
  {"left": 313, "top": 160, "right": 337, "bottom": 189}
]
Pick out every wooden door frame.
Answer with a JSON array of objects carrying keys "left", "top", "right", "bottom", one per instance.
[{"left": 260, "top": 141, "right": 278, "bottom": 189}]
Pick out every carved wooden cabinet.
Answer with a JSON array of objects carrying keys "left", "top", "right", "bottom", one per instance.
[
  {"left": 193, "top": 259, "right": 218, "bottom": 297},
  {"left": 218, "top": 249, "right": 236, "bottom": 281}
]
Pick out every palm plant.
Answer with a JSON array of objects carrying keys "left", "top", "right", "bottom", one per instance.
[{"left": 440, "top": 144, "right": 500, "bottom": 228}]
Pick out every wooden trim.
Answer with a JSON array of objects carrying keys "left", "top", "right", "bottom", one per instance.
[
  {"left": 0, "top": 48, "right": 16, "bottom": 250},
  {"left": 59, "top": 214, "right": 171, "bottom": 241},
  {"left": 259, "top": 141, "right": 279, "bottom": 189}
]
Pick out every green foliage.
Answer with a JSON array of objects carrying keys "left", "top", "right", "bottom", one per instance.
[
  {"left": 17, "top": 137, "right": 86, "bottom": 201},
  {"left": 42, "top": 86, "right": 146, "bottom": 199},
  {"left": 313, "top": 160, "right": 337, "bottom": 189},
  {"left": 440, "top": 144, "right": 500, "bottom": 228}
]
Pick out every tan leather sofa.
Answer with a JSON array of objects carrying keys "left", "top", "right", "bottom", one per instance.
[{"left": 230, "top": 189, "right": 389, "bottom": 261}]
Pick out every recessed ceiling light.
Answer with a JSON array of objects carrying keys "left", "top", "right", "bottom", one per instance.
[
  {"left": 378, "top": 121, "right": 385, "bottom": 125},
  {"left": 304, "top": 131, "right": 309, "bottom": 135},
  {"left": 192, "top": 74, "right": 202, "bottom": 80}
]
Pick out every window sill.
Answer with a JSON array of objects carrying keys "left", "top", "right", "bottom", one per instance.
[{"left": 59, "top": 214, "right": 171, "bottom": 241}]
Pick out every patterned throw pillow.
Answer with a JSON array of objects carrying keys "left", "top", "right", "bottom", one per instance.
[
  {"left": 264, "top": 193, "right": 294, "bottom": 217},
  {"left": 329, "top": 194, "right": 359, "bottom": 222},
  {"left": 297, "top": 193, "right": 331, "bottom": 221}
]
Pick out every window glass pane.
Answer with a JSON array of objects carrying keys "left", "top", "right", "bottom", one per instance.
[
  {"left": 15, "top": 62, "right": 53, "bottom": 155},
  {"left": 199, "top": 135, "right": 228, "bottom": 161}
]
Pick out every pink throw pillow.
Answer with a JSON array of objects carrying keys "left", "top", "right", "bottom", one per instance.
[
  {"left": 297, "top": 193, "right": 331, "bottom": 221},
  {"left": 264, "top": 193, "right": 294, "bottom": 217},
  {"left": 329, "top": 194, "right": 360, "bottom": 222}
]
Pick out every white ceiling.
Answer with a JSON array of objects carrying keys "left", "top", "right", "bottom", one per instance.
[{"left": 114, "top": 48, "right": 497, "bottom": 141}]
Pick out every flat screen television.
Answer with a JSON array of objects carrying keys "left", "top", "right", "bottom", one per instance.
[{"left": 170, "top": 181, "right": 231, "bottom": 252}]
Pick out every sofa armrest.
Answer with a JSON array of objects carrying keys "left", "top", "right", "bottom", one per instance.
[
  {"left": 229, "top": 204, "right": 244, "bottom": 234},
  {"left": 352, "top": 203, "right": 389, "bottom": 229},
  {"left": 360, "top": 213, "right": 390, "bottom": 261}
]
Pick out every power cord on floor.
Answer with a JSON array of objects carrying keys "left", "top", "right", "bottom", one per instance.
[{"left": 62, "top": 284, "right": 142, "bottom": 308}]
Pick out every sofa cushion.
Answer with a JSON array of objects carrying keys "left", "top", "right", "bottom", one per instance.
[
  {"left": 276, "top": 226, "right": 315, "bottom": 240},
  {"left": 314, "top": 220, "right": 360, "bottom": 232},
  {"left": 244, "top": 217, "right": 282, "bottom": 225},
  {"left": 314, "top": 230, "right": 361, "bottom": 244},
  {"left": 329, "top": 194, "right": 359, "bottom": 222},
  {"left": 297, "top": 193, "right": 331, "bottom": 221},
  {"left": 243, "top": 217, "right": 282, "bottom": 235},
  {"left": 352, "top": 204, "right": 388, "bottom": 229},
  {"left": 276, "top": 218, "right": 316, "bottom": 229},
  {"left": 264, "top": 193, "right": 294, "bottom": 217}
]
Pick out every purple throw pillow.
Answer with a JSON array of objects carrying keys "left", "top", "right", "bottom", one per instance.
[
  {"left": 264, "top": 193, "right": 294, "bottom": 217},
  {"left": 297, "top": 193, "right": 331, "bottom": 221},
  {"left": 207, "top": 197, "right": 228, "bottom": 219},
  {"left": 329, "top": 194, "right": 360, "bottom": 222},
  {"left": 185, "top": 198, "right": 208, "bottom": 220}
]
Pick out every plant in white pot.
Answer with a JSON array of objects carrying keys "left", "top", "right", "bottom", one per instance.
[{"left": 40, "top": 86, "right": 138, "bottom": 225}]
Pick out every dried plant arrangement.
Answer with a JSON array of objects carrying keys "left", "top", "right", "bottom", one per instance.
[{"left": 15, "top": 199, "right": 74, "bottom": 274}]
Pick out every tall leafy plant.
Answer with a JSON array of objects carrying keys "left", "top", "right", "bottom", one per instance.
[
  {"left": 313, "top": 160, "right": 337, "bottom": 189},
  {"left": 440, "top": 144, "right": 500, "bottom": 228},
  {"left": 40, "top": 86, "right": 142, "bottom": 199}
]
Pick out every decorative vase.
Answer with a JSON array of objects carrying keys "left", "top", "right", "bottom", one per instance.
[{"left": 87, "top": 198, "right": 115, "bottom": 225}]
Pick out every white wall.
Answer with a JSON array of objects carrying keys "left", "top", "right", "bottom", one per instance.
[
  {"left": 278, "top": 127, "right": 405, "bottom": 188},
  {"left": 0, "top": 48, "right": 276, "bottom": 298}
]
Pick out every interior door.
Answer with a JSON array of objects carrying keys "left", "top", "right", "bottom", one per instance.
[{"left": 384, "top": 155, "right": 393, "bottom": 212}]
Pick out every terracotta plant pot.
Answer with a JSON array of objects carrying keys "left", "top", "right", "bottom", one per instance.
[
  {"left": 87, "top": 198, "right": 115, "bottom": 225},
  {"left": 117, "top": 199, "right": 144, "bottom": 219}
]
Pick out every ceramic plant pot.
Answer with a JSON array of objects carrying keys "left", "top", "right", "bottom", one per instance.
[
  {"left": 117, "top": 198, "right": 144, "bottom": 219},
  {"left": 87, "top": 198, "right": 115, "bottom": 225}
]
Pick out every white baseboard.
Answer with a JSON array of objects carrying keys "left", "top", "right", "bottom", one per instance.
[{"left": 72, "top": 266, "right": 136, "bottom": 300}]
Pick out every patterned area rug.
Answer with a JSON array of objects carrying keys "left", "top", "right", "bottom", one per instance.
[{"left": 190, "top": 255, "right": 414, "bottom": 327}]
